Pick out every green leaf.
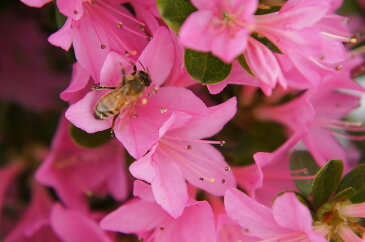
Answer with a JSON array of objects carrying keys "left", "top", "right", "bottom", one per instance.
[
  {"left": 184, "top": 49, "right": 232, "bottom": 84},
  {"left": 236, "top": 55, "right": 255, "bottom": 77},
  {"left": 255, "top": 5, "right": 282, "bottom": 15},
  {"left": 312, "top": 160, "right": 343, "bottom": 206},
  {"left": 290, "top": 151, "right": 320, "bottom": 197},
  {"left": 70, "top": 125, "right": 112, "bottom": 148},
  {"left": 251, "top": 32, "right": 282, "bottom": 54},
  {"left": 333, "top": 187, "right": 357, "bottom": 201},
  {"left": 350, "top": 187, "right": 365, "bottom": 204},
  {"left": 156, "top": 0, "right": 197, "bottom": 33},
  {"left": 55, "top": 7, "right": 67, "bottom": 29},
  {"left": 337, "top": 164, "right": 365, "bottom": 192}
]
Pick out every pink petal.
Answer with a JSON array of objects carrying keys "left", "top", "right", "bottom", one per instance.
[
  {"left": 51, "top": 204, "right": 110, "bottom": 242},
  {"left": 129, "top": 146, "right": 157, "bottom": 183},
  {"left": 224, "top": 188, "right": 288, "bottom": 238},
  {"left": 278, "top": 0, "right": 329, "bottom": 29},
  {"left": 145, "top": 87, "right": 208, "bottom": 117},
  {"left": 60, "top": 62, "right": 92, "bottom": 103},
  {"left": 48, "top": 19, "right": 73, "bottom": 51},
  {"left": 171, "top": 97, "right": 237, "bottom": 139},
  {"left": 72, "top": 14, "right": 110, "bottom": 80},
  {"left": 57, "top": 0, "right": 84, "bottom": 20},
  {"left": 245, "top": 38, "right": 280, "bottom": 94},
  {"left": 176, "top": 143, "right": 236, "bottom": 196},
  {"left": 304, "top": 127, "right": 347, "bottom": 166},
  {"left": 339, "top": 202, "right": 365, "bottom": 218},
  {"left": 5, "top": 184, "right": 53, "bottom": 242},
  {"left": 179, "top": 10, "right": 214, "bottom": 52},
  {"left": 114, "top": 110, "right": 161, "bottom": 159},
  {"left": 138, "top": 27, "right": 175, "bottom": 86},
  {"left": 233, "top": 164, "right": 263, "bottom": 197},
  {"left": 65, "top": 90, "right": 112, "bottom": 133},
  {"left": 211, "top": 29, "right": 249, "bottom": 63},
  {"left": 338, "top": 225, "right": 364, "bottom": 242},
  {"left": 272, "top": 192, "right": 312, "bottom": 232},
  {"left": 20, "top": 0, "right": 51, "bottom": 7},
  {"left": 133, "top": 180, "right": 155, "bottom": 202},
  {"left": 167, "top": 201, "right": 216, "bottom": 242},
  {"left": 99, "top": 52, "right": 131, "bottom": 87},
  {"left": 152, "top": 149, "right": 188, "bottom": 218},
  {"left": 100, "top": 199, "right": 168, "bottom": 233}
]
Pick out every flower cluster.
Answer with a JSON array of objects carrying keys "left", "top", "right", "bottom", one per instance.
[{"left": 1, "top": 0, "right": 365, "bottom": 241}]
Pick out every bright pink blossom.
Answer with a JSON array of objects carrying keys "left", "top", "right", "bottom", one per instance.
[
  {"left": 179, "top": 0, "right": 257, "bottom": 62},
  {"left": 46, "top": 0, "right": 156, "bottom": 79},
  {"left": 101, "top": 180, "right": 217, "bottom": 242},
  {"left": 257, "top": 70, "right": 364, "bottom": 166},
  {"left": 5, "top": 184, "right": 112, "bottom": 242},
  {"left": 225, "top": 189, "right": 326, "bottom": 241},
  {"left": 36, "top": 117, "right": 129, "bottom": 211},
  {"left": 129, "top": 98, "right": 237, "bottom": 217}
]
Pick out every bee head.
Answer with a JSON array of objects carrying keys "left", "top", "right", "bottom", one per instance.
[{"left": 138, "top": 71, "right": 151, "bottom": 87}]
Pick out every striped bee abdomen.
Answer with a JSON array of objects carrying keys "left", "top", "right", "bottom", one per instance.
[{"left": 94, "top": 89, "right": 124, "bottom": 120}]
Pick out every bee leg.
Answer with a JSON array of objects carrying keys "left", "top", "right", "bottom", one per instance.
[
  {"left": 129, "top": 62, "right": 137, "bottom": 75},
  {"left": 92, "top": 85, "right": 117, "bottom": 90},
  {"left": 122, "top": 68, "right": 127, "bottom": 86},
  {"left": 110, "top": 113, "right": 120, "bottom": 138}
]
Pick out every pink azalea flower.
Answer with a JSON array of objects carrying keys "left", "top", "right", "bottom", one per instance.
[
  {"left": 46, "top": 0, "right": 156, "bottom": 79},
  {"left": 179, "top": 0, "right": 257, "bottom": 63},
  {"left": 129, "top": 99, "right": 237, "bottom": 218},
  {"left": 5, "top": 184, "right": 59, "bottom": 242},
  {"left": 255, "top": 0, "right": 350, "bottom": 85},
  {"left": 36, "top": 116, "right": 129, "bottom": 211},
  {"left": 256, "top": 69, "right": 364, "bottom": 166},
  {"left": 65, "top": 27, "right": 187, "bottom": 158},
  {"left": 6, "top": 184, "right": 113, "bottom": 242},
  {"left": 100, "top": 180, "right": 217, "bottom": 242},
  {"left": 225, "top": 188, "right": 326, "bottom": 241}
]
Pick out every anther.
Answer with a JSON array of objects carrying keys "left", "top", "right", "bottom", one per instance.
[
  {"left": 117, "top": 23, "right": 123, "bottom": 28},
  {"left": 224, "top": 167, "right": 230, "bottom": 171},
  {"left": 73, "top": 10, "right": 78, "bottom": 14},
  {"left": 133, "top": 114, "right": 139, "bottom": 118},
  {"left": 336, "top": 65, "right": 343, "bottom": 71},
  {"left": 199, "top": 177, "right": 204, "bottom": 181},
  {"left": 141, "top": 98, "right": 148, "bottom": 105},
  {"left": 124, "top": 51, "right": 129, "bottom": 56},
  {"left": 100, "top": 44, "right": 106, "bottom": 49},
  {"left": 221, "top": 179, "right": 226, "bottom": 184},
  {"left": 160, "top": 107, "right": 167, "bottom": 113},
  {"left": 140, "top": 24, "right": 145, "bottom": 31},
  {"left": 147, "top": 36, "right": 152, "bottom": 41},
  {"left": 186, "top": 145, "right": 192, "bottom": 150},
  {"left": 131, "top": 50, "right": 137, "bottom": 55},
  {"left": 160, "top": 227, "right": 164, "bottom": 231},
  {"left": 220, "top": 140, "right": 226, "bottom": 146}
]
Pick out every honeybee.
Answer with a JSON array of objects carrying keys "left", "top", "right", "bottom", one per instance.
[{"left": 92, "top": 63, "right": 151, "bottom": 135}]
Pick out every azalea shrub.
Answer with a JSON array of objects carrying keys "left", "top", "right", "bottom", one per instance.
[{"left": 1, "top": 0, "right": 365, "bottom": 241}]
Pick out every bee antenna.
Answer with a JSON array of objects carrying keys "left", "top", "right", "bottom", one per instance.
[{"left": 138, "top": 60, "right": 147, "bottom": 72}]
